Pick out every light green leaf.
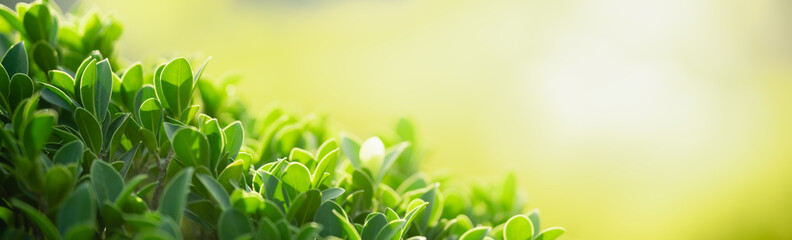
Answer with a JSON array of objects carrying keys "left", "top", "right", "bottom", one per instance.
[
  {"left": 137, "top": 98, "right": 163, "bottom": 135},
  {"left": 374, "top": 219, "right": 405, "bottom": 240},
  {"left": 504, "top": 215, "right": 534, "bottom": 240},
  {"left": 8, "top": 73, "right": 34, "bottom": 109},
  {"left": 172, "top": 127, "right": 209, "bottom": 167},
  {"left": 340, "top": 133, "right": 361, "bottom": 168},
  {"left": 200, "top": 117, "right": 224, "bottom": 172},
  {"left": 158, "top": 167, "right": 194, "bottom": 223},
  {"left": 223, "top": 121, "right": 244, "bottom": 160},
  {"left": 0, "top": 64, "right": 10, "bottom": 98},
  {"left": 49, "top": 70, "right": 75, "bottom": 97},
  {"left": 21, "top": 109, "right": 56, "bottom": 159},
  {"left": 459, "top": 227, "right": 491, "bottom": 240},
  {"left": 535, "top": 227, "right": 565, "bottom": 240},
  {"left": 78, "top": 59, "right": 97, "bottom": 116},
  {"left": 361, "top": 213, "right": 388, "bottom": 240},
  {"left": 120, "top": 63, "right": 143, "bottom": 110},
  {"left": 218, "top": 160, "right": 244, "bottom": 192},
  {"left": 312, "top": 148, "right": 338, "bottom": 187},
  {"left": 158, "top": 57, "right": 193, "bottom": 116},
  {"left": 333, "top": 209, "right": 361, "bottom": 240},
  {"left": 281, "top": 162, "right": 311, "bottom": 195}
]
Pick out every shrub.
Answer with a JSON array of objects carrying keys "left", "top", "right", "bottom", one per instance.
[{"left": 0, "top": 1, "right": 564, "bottom": 239}]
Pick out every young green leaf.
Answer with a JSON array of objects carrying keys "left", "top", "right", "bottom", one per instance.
[
  {"left": 459, "top": 227, "right": 491, "bottom": 240},
  {"left": 92, "top": 59, "right": 114, "bottom": 122},
  {"left": 504, "top": 215, "right": 534, "bottom": 240},
  {"left": 281, "top": 162, "right": 312, "bottom": 195},
  {"left": 340, "top": 133, "right": 361, "bottom": 168},
  {"left": 333, "top": 209, "right": 362, "bottom": 240},
  {"left": 223, "top": 121, "right": 244, "bottom": 160},
  {"left": 158, "top": 57, "right": 193, "bottom": 116},
  {"left": 78, "top": 59, "right": 97, "bottom": 116},
  {"left": 21, "top": 109, "right": 56, "bottom": 159},
  {"left": 120, "top": 62, "right": 143, "bottom": 110},
  {"left": 171, "top": 127, "right": 210, "bottom": 168},
  {"left": 535, "top": 227, "right": 565, "bottom": 240},
  {"left": 49, "top": 70, "right": 76, "bottom": 97}
]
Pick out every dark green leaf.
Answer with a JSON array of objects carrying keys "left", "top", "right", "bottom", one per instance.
[
  {"left": 74, "top": 107, "right": 103, "bottom": 154},
  {"left": 1, "top": 41, "right": 27, "bottom": 76},
  {"left": 21, "top": 109, "right": 56, "bottom": 159},
  {"left": 93, "top": 59, "right": 113, "bottom": 122},
  {"left": 91, "top": 160, "right": 124, "bottom": 204},
  {"left": 8, "top": 73, "right": 34, "bottom": 109},
  {"left": 314, "top": 200, "right": 344, "bottom": 238},
  {"left": 40, "top": 82, "right": 78, "bottom": 112},
  {"left": 53, "top": 141, "right": 83, "bottom": 166},
  {"left": 32, "top": 41, "right": 58, "bottom": 72},
  {"left": 286, "top": 189, "right": 321, "bottom": 226},
  {"left": 158, "top": 167, "right": 194, "bottom": 223},
  {"left": 11, "top": 198, "right": 61, "bottom": 240},
  {"left": 218, "top": 209, "right": 253, "bottom": 240}
]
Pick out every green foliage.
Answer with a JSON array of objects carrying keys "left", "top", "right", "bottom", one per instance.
[{"left": 0, "top": 1, "right": 564, "bottom": 239}]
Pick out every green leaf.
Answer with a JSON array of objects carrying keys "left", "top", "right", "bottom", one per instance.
[
  {"left": 138, "top": 98, "right": 163, "bottom": 135},
  {"left": 21, "top": 109, "right": 56, "bottom": 159},
  {"left": 113, "top": 174, "right": 148, "bottom": 206},
  {"left": 373, "top": 219, "right": 405, "bottom": 240},
  {"left": 93, "top": 59, "right": 114, "bottom": 122},
  {"left": 340, "top": 133, "right": 361, "bottom": 168},
  {"left": 133, "top": 84, "right": 157, "bottom": 121},
  {"left": 528, "top": 209, "right": 541, "bottom": 238},
  {"left": 53, "top": 140, "right": 84, "bottom": 165},
  {"left": 312, "top": 148, "right": 338, "bottom": 188},
  {"left": 535, "top": 227, "right": 565, "bottom": 240},
  {"left": 196, "top": 174, "right": 231, "bottom": 210},
  {"left": 78, "top": 59, "right": 97, "bottom": 116},
  {"left": 45, "top": 165, "right": 74, "bottom": 207},
  {"left": 50, "top": 70, "right": 76, "bottom": 97},
  {"left": 459, "top": 227, "right": 491, "bottom": 240},
  {"left": 333, "top": 209, "right": 361, "bottom": 240},
  {"left": 218, "top": 209, "right": 253, "bottom": 240},
  {"left": 295, "top": 222, "right": 322, "bottom": 240},
  {"left": 1, "top": 41, "right": 27, "bottom": 76},
  {"left": 257, "top": 218, "right": 281, "bottom": 240},
  {"left": 223, "top": 121, "right": 244, "bottom": 160},
  {"left": 158, "top": 57, "right": 193, "bottom": 116},
  {"left": 158, "top": 167, "right": 194, "bottom": 223},
  {"left": 172, "top": 127, "right": 210, "bottom": 167},
  {"left": 314, "top": 200, "right": 345, "bottom": 238},
  {"left": 289, "top": 148, "right": 314, "bottom": 166},
  {"left": 200, "top": 117, "right": 225, "bottom": 171},
  {"left": 91, "top": 160, "right": 124, "bottom": 204},
  {"left": 22, "top": 4, "right": 52, "bottom": 43},
  {"left": 286, "top": 189, "right": 321, "bottom": 226},
  {"left": 504, "top": 215, "right": 534, "bottom": 240},
  {"left": 361, "top": 213, "right": 388, "bottom": 240},
  {"left": 40, "top": 82, "right": 78, "bottom": 112},
  {"left": 377, "top": 142, "right": 408, "bottom": 183},
  {"left": 74, "top": 107, "right": 103, "bottom": 154},
  {"left": 218, "top": 159, "right": 244, "bottom": 192},
  {"left": 281, "top": 162, "right": 311, "bottom": 195},
  {"left": 120, "top": 63, "right": 143, "bottom": 110},
  {"left": 321, "top": 188, "right": 344, "bottom": 202},
  {"left": 8, "top": 73, "right": 34, "bottom": 109},
  {"left": 57, "top": 183, "right": 95, "bottom": 235},
  {"left": 32, "top": 41, "right": 58, "bottom": 72},
  {"left": 11, "top": 198, "right": 61, "bottom": 240},
  {"left": 0, "top": 5, "right": 23, "bottom": 34},
  {"left": 0, "top": 64, "right": 10, "bottom": 99}
]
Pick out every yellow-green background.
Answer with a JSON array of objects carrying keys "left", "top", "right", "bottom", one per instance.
[{"left": 80, "top": 0, "right": 792, "bottom": 239}]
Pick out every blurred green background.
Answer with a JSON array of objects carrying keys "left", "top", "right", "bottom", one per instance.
[{"left": 20, "top": 0, "right": 792, "bottom": 239}]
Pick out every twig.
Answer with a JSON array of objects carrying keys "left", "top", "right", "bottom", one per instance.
[{"left": 150, "top": 149, "right": 174, "bottom": 209}]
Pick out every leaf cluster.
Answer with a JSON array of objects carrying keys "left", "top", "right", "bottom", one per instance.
[{"left": 0, "top": 1, "right": 564, "bottom": 240}]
